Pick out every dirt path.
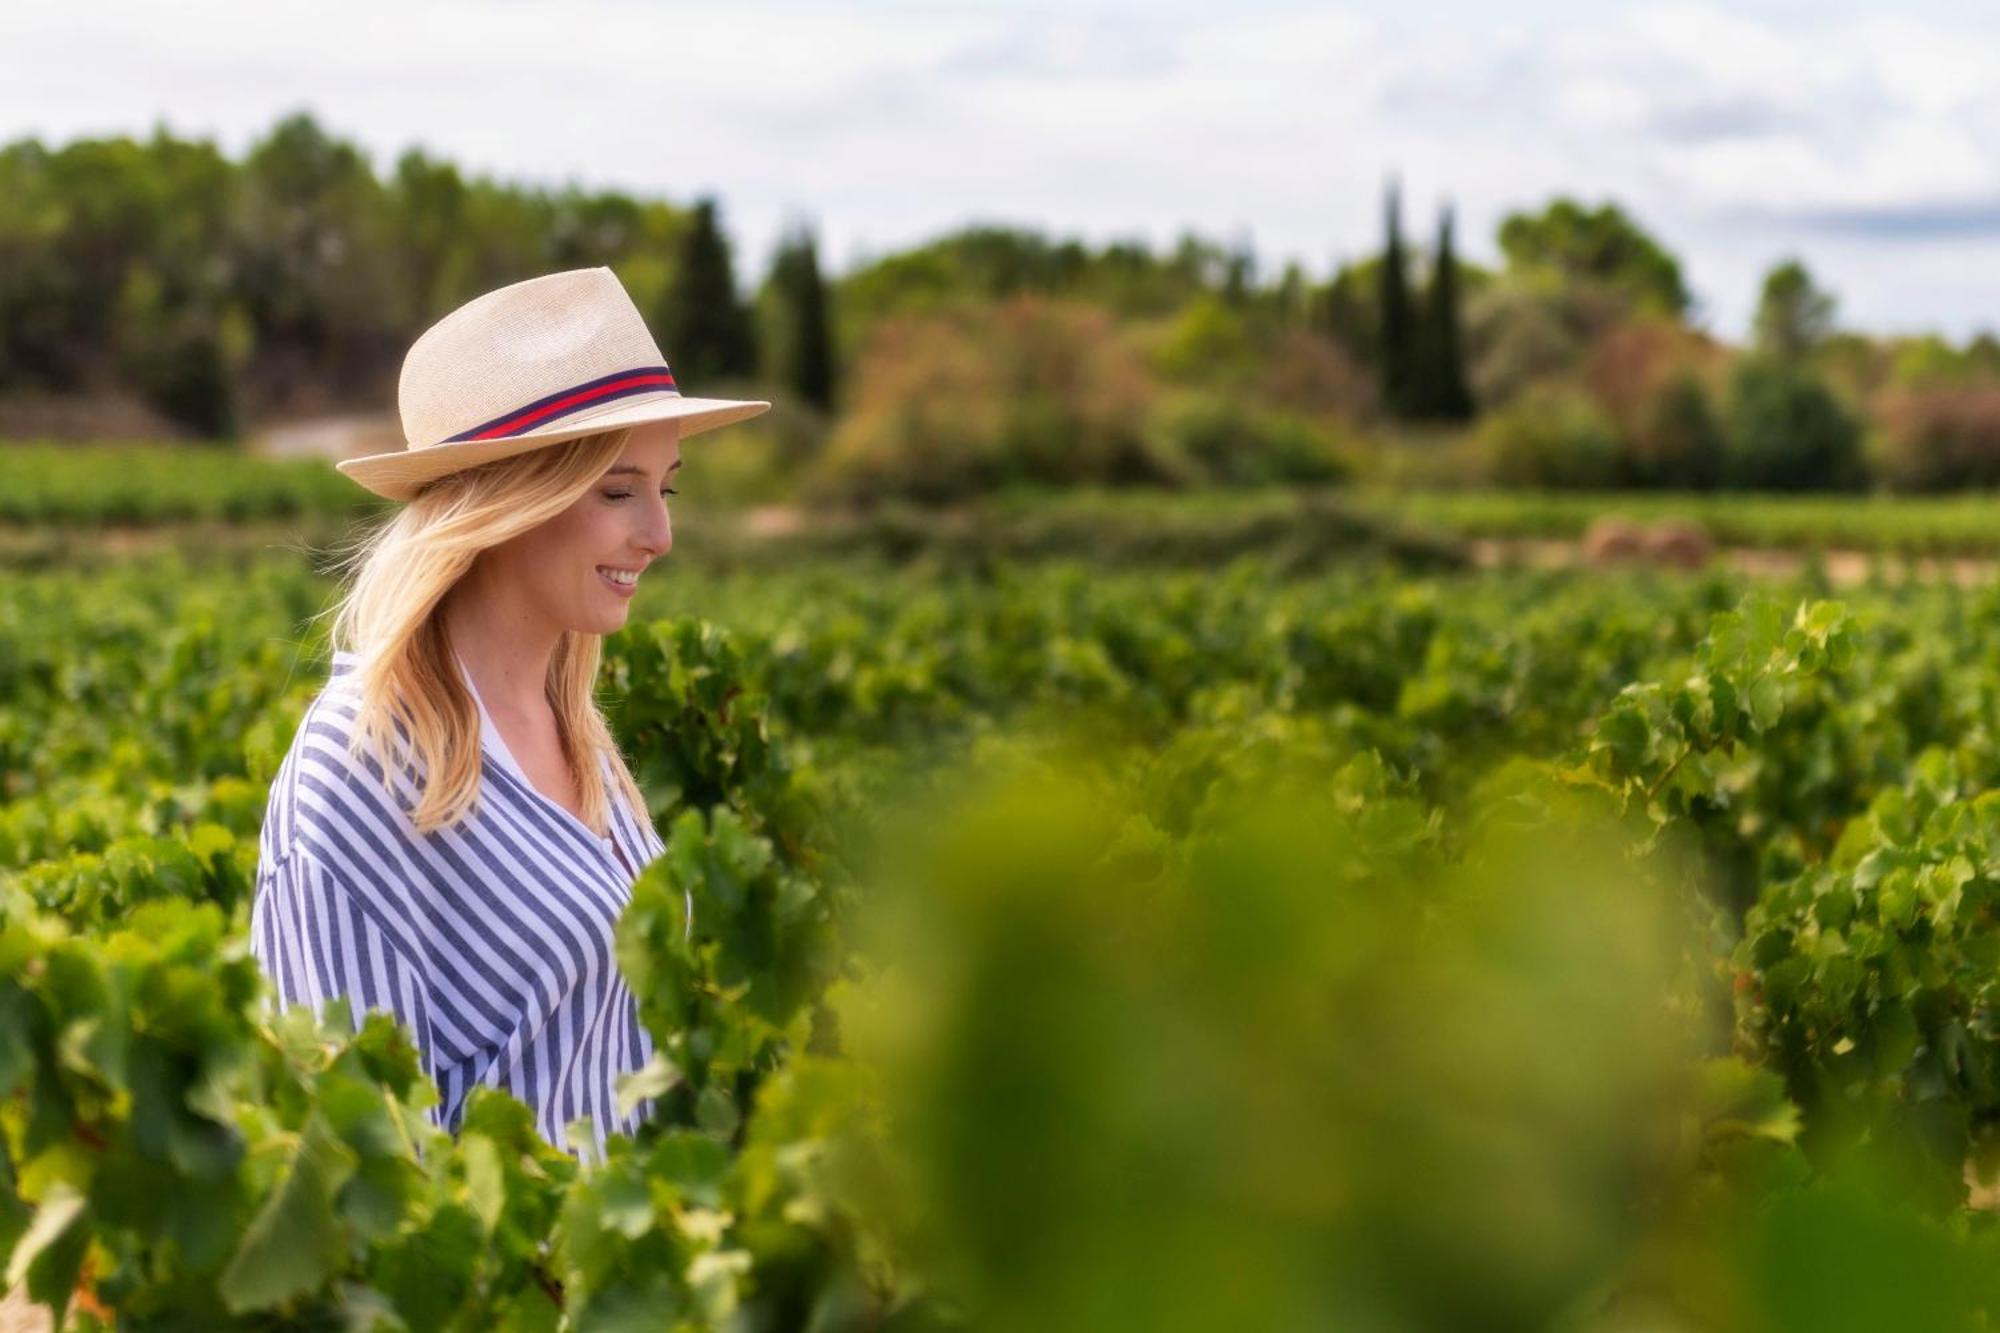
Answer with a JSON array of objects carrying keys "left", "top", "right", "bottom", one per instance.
[
  {"left": 249, "top": 412, "right": 402, "bottom": 461},
  {"left": 1468, "top": 537, "right": 1999, "bottom": 587},
  {"left": 4, "top": 508, "right": 1998, "bottom": 589}
]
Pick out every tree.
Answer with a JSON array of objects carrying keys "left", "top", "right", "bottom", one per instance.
[
  {"left": 662, "top": 196, "right": 756, "bottom": 385},
  {"left": 1970, "top": 332, "right": 2000, "bottom": 377},
  {"left": 1722, "top": 356, "right": 1865, "bottom": 491},
  {"left": 233, "top": 111, "right": 405, "bottom": 406},
  {"left": 1480, "top": 385, "right": 1622, "bottom": 488},
  {"left": 767, "top": 220, "right": 836, "bottom": 411},
  {"left": 1269, "top": 260, "right": 1310, "bottom": 326},
  {"left": 1496, "top": 198, "right": 1690, "bottom": 317},
  {"left": 389, "top": 149, "right": 473, "bottom": 323},
  {"left": 1626, "top": 370, "right": 1725, "bottom": 489},
  {"left": 1221, "top": 234, "right": 1256, "bottom": 307},
  {"left": 0, "top": 126, "right": 254, "bottom": 434},
  {"left": 1412, "top": 203, "right": 1474, "bottom": 421},
  {"left": 1313, "top": 258, "right": 1379, "bottom": 367},
  {"left": 1378, "top": 177, "right": 1416, "bottom": 418},
  {"left": 1752, "top": 258, "right": 1836, "bottom": 362}
]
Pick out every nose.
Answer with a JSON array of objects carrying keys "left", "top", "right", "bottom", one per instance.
[{"left": 637, "top": 496, "right": 671, "bottom": 559}]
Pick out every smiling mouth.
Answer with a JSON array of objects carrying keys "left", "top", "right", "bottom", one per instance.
[{"left": 597, "top": 566, "right": 641, "bottom": 588}]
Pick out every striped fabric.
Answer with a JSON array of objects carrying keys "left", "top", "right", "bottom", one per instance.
[{"left": 250, "top": 649, "right": 675, "bottom": 1164}]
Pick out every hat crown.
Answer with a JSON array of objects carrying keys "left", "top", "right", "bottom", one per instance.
[{"left": 398, "top": 267, "right": 673, "bottom": 450}]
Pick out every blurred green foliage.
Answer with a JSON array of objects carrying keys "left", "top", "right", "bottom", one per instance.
[{"left": 17, "top": 455, "right": 2000, "bottom": 1324}]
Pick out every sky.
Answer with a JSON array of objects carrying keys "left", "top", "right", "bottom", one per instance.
[{"left": 6, "top": 0, "right": 2000, "bottom": 344}]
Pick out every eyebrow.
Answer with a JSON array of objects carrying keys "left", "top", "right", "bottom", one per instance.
[{"left": 603, "top": 460, "right": 683, "bottom": 478}]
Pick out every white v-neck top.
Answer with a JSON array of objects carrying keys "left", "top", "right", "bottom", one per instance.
[{"left": 249, "top": 649, "right": 670, "bottom": 1165}]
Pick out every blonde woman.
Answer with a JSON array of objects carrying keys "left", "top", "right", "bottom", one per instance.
[{"left": 250, "top": 268, "right": 768, "bottom": 1163}]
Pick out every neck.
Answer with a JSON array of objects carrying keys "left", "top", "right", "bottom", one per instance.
[{"left": 439, "top": 566, "right": 562, "bottom": 720}]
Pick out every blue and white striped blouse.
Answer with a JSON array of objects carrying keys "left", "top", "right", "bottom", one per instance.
[{"left": 250, "top": 648, "right": 672, "bottom": 1164}]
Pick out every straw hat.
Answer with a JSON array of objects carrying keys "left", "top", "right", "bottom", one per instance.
[{"left": 336, "top": 266, "right": 770, "bottom": 501}]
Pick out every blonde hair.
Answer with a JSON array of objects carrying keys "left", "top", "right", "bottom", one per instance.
[{"left": 321, "top": 427, "right": 651, "bottom": 839}]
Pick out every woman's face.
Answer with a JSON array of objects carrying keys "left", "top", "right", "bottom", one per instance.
[{"left": 479, "top": 420, "right": 682, "bottom": 637}]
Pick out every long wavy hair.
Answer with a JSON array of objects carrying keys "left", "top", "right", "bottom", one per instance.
[{"left": 322, "top": 426, "right": 650, "bottom": 839}]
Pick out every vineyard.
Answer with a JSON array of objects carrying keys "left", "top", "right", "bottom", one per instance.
[{"left": 14, "top": 492, "right": 2000, "bottom": 1328}]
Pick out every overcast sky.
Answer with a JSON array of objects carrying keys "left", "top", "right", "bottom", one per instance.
[{"left": 6, "top": 0, "right": 2000, "bottom": 343}]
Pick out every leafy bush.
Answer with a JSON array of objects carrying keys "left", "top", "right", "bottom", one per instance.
[
  {"left": 1625, "top": 369, "right": 1727, "bottom": 489},
  {"left": 1462, "top": 277, "right": 1639, "bottom": 413},
  {"left": 809, "top": 295, "right": 1162, "bottom": 505},
  {"left": 1463, "top": 282, "right": 1589, "bottom": 410},
  {"left": 1875, "top": 382, "right": 2000, "bottom": 491},
  {"left": 1476, "top": 386, "right": 1623, "bottom": 488},
  {"left": 1149, "top": 294, "right": 1258, "bottom": 383},
  {"left": 837, "top": 759, "right": 1710, "bottom": 1333},
  {"left": 1140, "top": 391, "right": 1350, "bottom": 487},
  {"left": 1251, "top": 325, "right": 1375, "bottom": 420},
  {"left": 1581, "top": 317, "right": 1712, "bottom": 428},
  {"left": 1722, "top": 357, "right": 1866, "bottom": 491},
  {"left": 1887, "top": 333, "right": 2000, "bottom": 389}
]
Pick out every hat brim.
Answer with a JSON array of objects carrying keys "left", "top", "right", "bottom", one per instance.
[{"left": 334, "top": 392, "right": 771, "bottom": 502}]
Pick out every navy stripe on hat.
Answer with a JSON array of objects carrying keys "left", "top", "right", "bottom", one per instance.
[{"left": 444, "top": 365, "right": 679, "bottom": 442}]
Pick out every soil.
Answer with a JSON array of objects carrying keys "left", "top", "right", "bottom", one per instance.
[{"left": 1467, "top": 537, "right": 1998, "bottom": 588}]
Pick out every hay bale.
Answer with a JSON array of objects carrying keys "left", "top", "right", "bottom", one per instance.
[
  {"left": 1582, "top": 517, "right": 1647, "bottom": 566},
  {"left": 1644, "top": 519, "right": 1714, "bottom": 570}
]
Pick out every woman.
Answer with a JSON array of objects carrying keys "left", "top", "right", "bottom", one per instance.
[{"left": 250, "top": 267, "right": 768, "bottom": 1164}]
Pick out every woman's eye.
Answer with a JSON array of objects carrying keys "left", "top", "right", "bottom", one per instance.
[{"left": 662, "top": 487, "right": 678, "bottom": 497}]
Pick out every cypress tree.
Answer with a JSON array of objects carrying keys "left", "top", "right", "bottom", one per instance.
[
  {"left": 1222, "top": 238, "right": 1255, "bottom": 307},
  {"left": 663, "top": 196, "right": 756, "bottom": 385},
  {"left": 771, "top": 222, "right": 836, "bottom": 411},
  {"left": 1378, "top": 177, "right": 1416, "bottom": 418},
  {"left": 1417, "top": 203, "right": 1475, "bottom": 421}
]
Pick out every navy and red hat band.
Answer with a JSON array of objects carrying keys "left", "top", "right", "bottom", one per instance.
[{"left": 444, "top": 365, "right": 679, "bottom": 443}]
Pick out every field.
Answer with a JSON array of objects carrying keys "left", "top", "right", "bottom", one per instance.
[
  {"left": 12, "top": 450, "right": 2000, "bottom": 1328},
  {"left": 18, "top": 440, "right": 2000, "bottom": 557}
]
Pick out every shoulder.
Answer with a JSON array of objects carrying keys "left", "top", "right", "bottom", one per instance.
[
  {"left": 272, "top": 654, "right": 405, "bottom": 828},
  {"left": 285, "top": 665, "right": 366, "bottom": 776},
  {"left": 265, "top": 654, "right": 358, "bottom": 794},
  {"left": 303, "top": 649, "right": 435, "bottom": 756}
]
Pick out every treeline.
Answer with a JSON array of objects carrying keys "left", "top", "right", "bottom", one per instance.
[
  {"left": 818, "top": 191, "right": 2000, "bottom": 498},
  {"left": 8, "top": 112, "right": 2000, "bottom": 497},
  {"left": 0, "top": 112, "right": 836, "bottom": 440}
]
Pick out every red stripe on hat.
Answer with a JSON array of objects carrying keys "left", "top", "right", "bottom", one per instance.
[{"left": 463, "top": 370, "right": 679, "bottom": 441}]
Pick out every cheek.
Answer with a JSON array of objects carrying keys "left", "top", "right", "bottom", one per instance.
[
  {"left": 540, "top": 504, "right": 619, "bottom": 562},
  {"left": 498, "top": 509, "right": 606, "bottom": 591}
]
